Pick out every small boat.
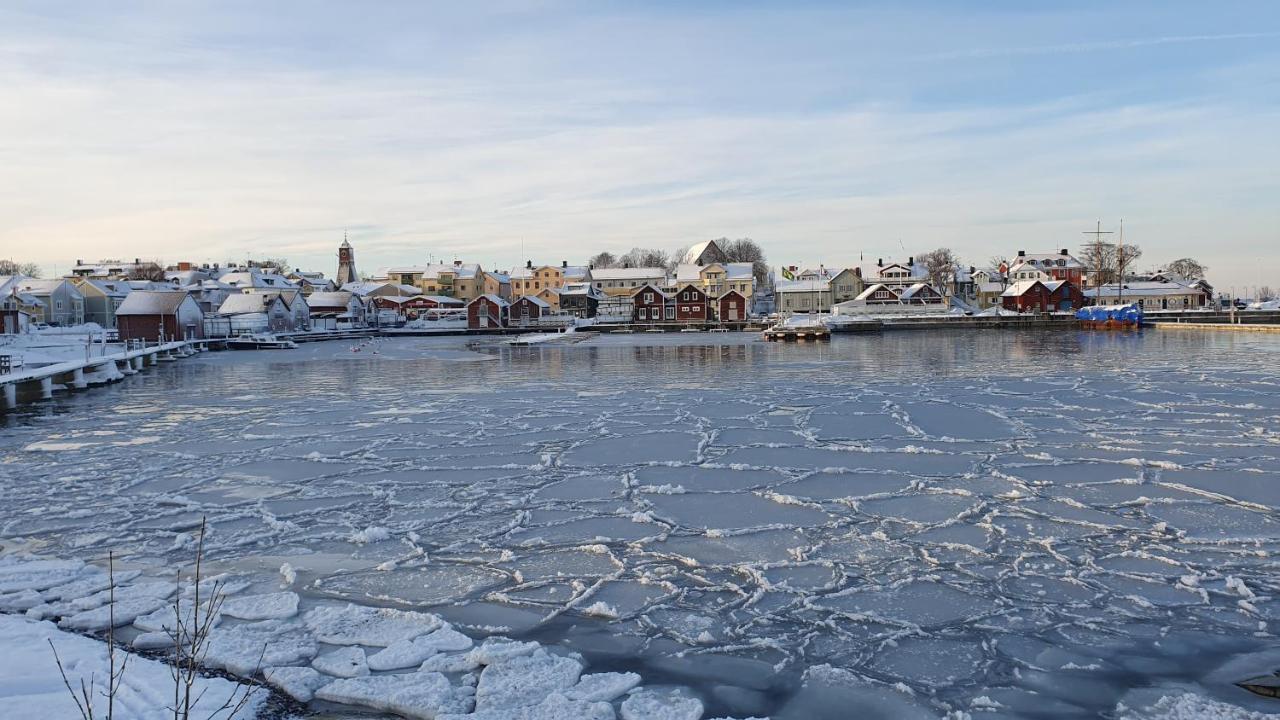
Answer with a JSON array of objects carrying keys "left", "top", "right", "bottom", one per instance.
[
  {"left": 679, "top": 327, "right": 703, "bottom": 333},
  {"left": 613, "top": 327, "right": 635, "bottom": 334},
  {"left": 227, "top": 333, "right": 298, "bottom": 350},
  {"left": 644, "top": 327, "right": 665, "bottom": 333},
  {"left": 708, "top": 327, "right": 730, "bottom": 333}
]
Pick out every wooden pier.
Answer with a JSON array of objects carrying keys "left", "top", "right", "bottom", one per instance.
[
  {"left": 762, "top": 324, "right": 831, "bottom": 342},
  {"left": 0, "top": 339, "right": 205, "bottom": 411}
]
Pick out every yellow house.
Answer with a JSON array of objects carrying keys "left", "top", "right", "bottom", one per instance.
[
  {"left": 510, "top": 263, "right": 563, "bottom": 297},
  {"left": 534, "top": 287, "right": 561, "bottom": 311}
]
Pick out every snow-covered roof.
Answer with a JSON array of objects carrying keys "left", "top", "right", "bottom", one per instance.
[
  {"left": 415, "top": 294, "right": 465, "bottom": 305},
  {"left": 559, "top": 283, "right": 604, "bottom": 298},
  {"left": 1010, "top": 251, "right": 1084, "bottom": 273},
  {"left": 1084, "top": 281, "right": 1207, "bottom": 298},
  {"left": 775, "top": 279, "right": 831, "bottom": 294},
  {"left": 218, "top": 271, "right": 298, "bottom": 289},
  {"left": 385, "top": 263, "right": 481, "bottom": 280},
  {"left": 680, "top": 240, "right": 723, "bottom": 265},
  {"left": 1000, "top": 280, "right": 1043, "bottom": 297},
  {"left": 306, "top": 291, "right": 355, "bottom": 310},
  {"left": 674, "top": 264, "right": 702, "bottom": 282},
  {"left": 488, "top": 272, "right": 510, "bottom": 283},
  {"left": 978, "top": 281, "right": 1005, "bottom": 294},
  {"left": 341, "top": 281, "right": 388, "bottom": 296},
  {"left": 514, "top": 295, "right": 551, "bottom": 308},
  {"left": 468, "top": 293, "right": 509, "bottom": 308},
  {"left": 591, "top": 267, "right": 667, "bottom": 281},
  {"left": 854, "top": 283, "right": 895, "bottom": 301},
  {"left": 633, "top": 283, "right": 671, "bottom": 298},
  {"left": 898, "top": 283, "right": 938, "bottom": 299},
  {"left": 218, "top": 293, "right": 281, "bottom": 315},
  {"left": 116, "top": 290, "right": 193, "bottom": 315},
  {"left": 15, "top": 278, "right": 74, "bottom": 294},
  {"left": 79, "top": 279, "right": 132, "bottom": 297}
]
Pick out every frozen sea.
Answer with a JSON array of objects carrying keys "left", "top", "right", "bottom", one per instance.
[{"left": 3, "top": 329, "right": 1280, "bottom": 718}]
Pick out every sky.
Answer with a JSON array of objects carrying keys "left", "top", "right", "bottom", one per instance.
[{"left": 1, "top": 1, "right": 1277, "bottom": 292}]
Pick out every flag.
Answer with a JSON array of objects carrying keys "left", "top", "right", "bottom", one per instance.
[{"left": 781, "top": 267, "right": 795, "bottom": 281}]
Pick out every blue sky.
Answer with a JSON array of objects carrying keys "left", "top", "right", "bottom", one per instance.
[{"left": 1, "top": 1, "right": 1277, "bottom": 291}]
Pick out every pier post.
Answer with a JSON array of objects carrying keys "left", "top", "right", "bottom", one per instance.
[
  {"left": 39, "top": 376, "right": 53, "bottom": 400},
  {"left": 1, "top": 383, "right": 14, "bottom": 410},
  {"left": 71, "top": 367, "right": 86, "bottom": 390}
]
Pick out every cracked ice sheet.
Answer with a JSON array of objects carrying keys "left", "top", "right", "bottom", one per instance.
[{"left": 2, "top": 332, "right": 1280, "bottom": 717}]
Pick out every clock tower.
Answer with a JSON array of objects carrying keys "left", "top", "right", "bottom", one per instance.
[{"left": 337, "top": 233, "right": 358, "bottom": 286}]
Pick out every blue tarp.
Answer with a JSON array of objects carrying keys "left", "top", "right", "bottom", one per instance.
[{"left": 1076, "top": 304, "right": 1143, "bottom": 324}]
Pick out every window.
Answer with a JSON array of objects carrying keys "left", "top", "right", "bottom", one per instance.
[
  {"left": 638, "top": 308, "right": 648, "bottom": 320},
  {"left": 665, "top": 307, "right": 675, "bottom": 320},
  {"left": 644, "top": 292, "right": 653, "bottom": 303}
]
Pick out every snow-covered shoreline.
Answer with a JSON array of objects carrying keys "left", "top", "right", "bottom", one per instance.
[{"left": 0, "top": 553, "right": 742, "bottom": 720}]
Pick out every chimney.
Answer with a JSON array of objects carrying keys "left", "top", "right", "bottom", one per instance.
[
  {"left": 454, "top": 259, "right": 461, "bottom": 267},
  {"left": 76, "top": 259, "right": 82, "bottom": 265},
  {"left": 908, "top": 256, "right": 914, "bottom": 266},
  {"left": 969, "top": 266, "right": 975, "bottom": 274},
  {"left": 1017, "top": 250, "right": 1026, "bottom": 257},
  {"left": 526, "top": 260, "right": 532, "bottom": 269},
  {"left": 134, "top": 258, "right": 141, "bottom": 265},
  {"left": 562, "top": 260, "right": 567, "bottom": 268},
  {"left": 854, "top": 267, "right": 862, "bottom": 277},
  {"left": 1060, "top": 248, "right": 1068, "bottom": 255},
  {"left": 877, "top": 258, "right": 883, "bottom": 267}
]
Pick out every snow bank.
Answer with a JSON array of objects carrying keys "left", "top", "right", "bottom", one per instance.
[{"left": 0, "top": 614, "right": 264, "bottom": 720}]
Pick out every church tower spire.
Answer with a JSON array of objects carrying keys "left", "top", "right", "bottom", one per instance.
[{"left": 337, "top": 231, "right": 358, "bottom": 286}]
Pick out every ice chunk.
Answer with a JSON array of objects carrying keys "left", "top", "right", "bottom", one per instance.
[
  {"left": 264, "top": 665, "right": 330, "bottom": 703},
  {"left": 132, "top": 597, "right": 221, "bottom": 634},
  {"left": 439, "top": 692, "right": 615, "bottom": 720},
  {"left": 221, "top": 591, "right": 299, "bottom": 621},
  {"left": 59, "top": 594, "right": 171, "bottom": 631},
  {"left": 314, "top": 671, "right": 472, "bottom": 719},
  {"left": 368, "top": 626, "right": 474, "bottom": 671},
  {"left": 621, "top": 690, "right": 705, "bottom": 720},
  {"left": 475, "top": 649, "right": 583, "bottom": 710},
  {"left": 566, "top": 672, "right": 642, "bottom": 702},
  {"left": 0, "top": 559, "right": 86, "bottom": 593},
  {"left": 303, "top": 603, "right": 443, "bottom": 646},
  {"left": 70, "top": 581, "right": 174, "bottom": 612},
  {"left": 131, "top": 631, "right": 173, "bottom": 650},
  {"left": 43, "top": 569, "right": 141, "bottom": 601},
  {"left": 312, "top": 645, "right": 370, "bottom": 678},
  {"left": 204, "top": 620, "right": 318, "bottom": 675},
  {"left": 467, "top": 636, "right": 540, "bottom": 665},
  {"left": 420, "top": 652, "right": 483, "bottom": 673},
  {"left": 0, "top": 589, "right": 45, "bottom": 613},
  {"left": 1116, "top": 690, "right": 1274, "bottom": 719}
]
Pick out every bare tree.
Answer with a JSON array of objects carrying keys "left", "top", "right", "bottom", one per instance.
[
  {"left": 588, "top": 252, "right": 617, "bottom": 270},
  {"left": 126, "top": 262, "right": 167, "bottom": 282},
  {"left": 1164, "top": 257, "right": 1207, "bottom": 279},
  {"left": 1081, "top": 241, "right": 1142, "bottom": 286},
  {"left": 1116, "top": 244, "right": 1143, "bottom": 282},
  {"left": 618, "top": 247, "right": 669, "bottom": 269},
  {"left": 720, "top": 238, "right": 770, "bottom": 285},
  {"left": 987, "top": 255, "right": 1011, "bottom": 274},
  {"left": 917, "top": 248, "right": 961, "bottom": 297},
  {"left": 0, "top": 259, "right": 44, "bottom": 277},
  {"left": 248, "top": 258, "right": 290, "bottom": 273},
  {"left": 1258, "top": 286, "right": 1276, "bottom": 302}
]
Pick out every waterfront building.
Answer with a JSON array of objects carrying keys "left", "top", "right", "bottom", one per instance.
[
  {"left": 632, "top": 284, "right": 673, "bottom": 323},
  {"left": 115, "top": 290, "right": 204, "bottom": 341},
  {"left": 71, "top": 278, "right": 131, "bottom": 328},
  {"left": 216, "top": 291, "right": 297, "bottom": 334},
  {"left": 558, "top": 283, "right": 605, "bottom": 318},
  {"left": 717, "top": 289, "right": 749, "bottom": 322},
  {"left": 307, "top": 291, "right": 366, "bottom": 329},
  {"left": 467, "top": 294, "right": 509, "bottom": 329},
  {"left": 1008, "top": 250, "right": 1085, "bottom": 285},
  {"left": 510, "top": 295, "right": 550, "bottom": 326},
  {"left": 1084, "top": 279, "right": 1210, "bottom": 310},
  {"left": 828, "top": 268, "right": 866, "bottom": 305},
  {"left": 1000, "top": 279, "right": 1084, "bottom": 312},
  {"left": 673, "top": 284, "right": 710, "bottom": 323},
  {"left": 10, "top": 278, "right": 85, "bottom": 326},
  {"left": 774, "top": 279, "right": 833, "bottom": 313}
]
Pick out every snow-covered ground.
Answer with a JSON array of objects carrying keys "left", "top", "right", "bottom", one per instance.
[
  {"left": 0, "top": 611, "right": 264, "bottom": 719},
  {"left": 3, "top": 331, "right": 1280, "bottom": 719},
  {"left": 0, "top": 327, "right": 123, "bottom": 368}
]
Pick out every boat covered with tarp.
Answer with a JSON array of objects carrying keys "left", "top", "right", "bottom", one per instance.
[{"left": 1076, "top": 303, "right": 1143, "bottom": 329}]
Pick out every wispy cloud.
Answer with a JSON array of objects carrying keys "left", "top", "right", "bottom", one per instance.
[
  {"left": 0, "top": 2, "right": 1276, "bottom": 286},
  {"left": 920, "top": 32, "right": 1280, "bottom": 62}
]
